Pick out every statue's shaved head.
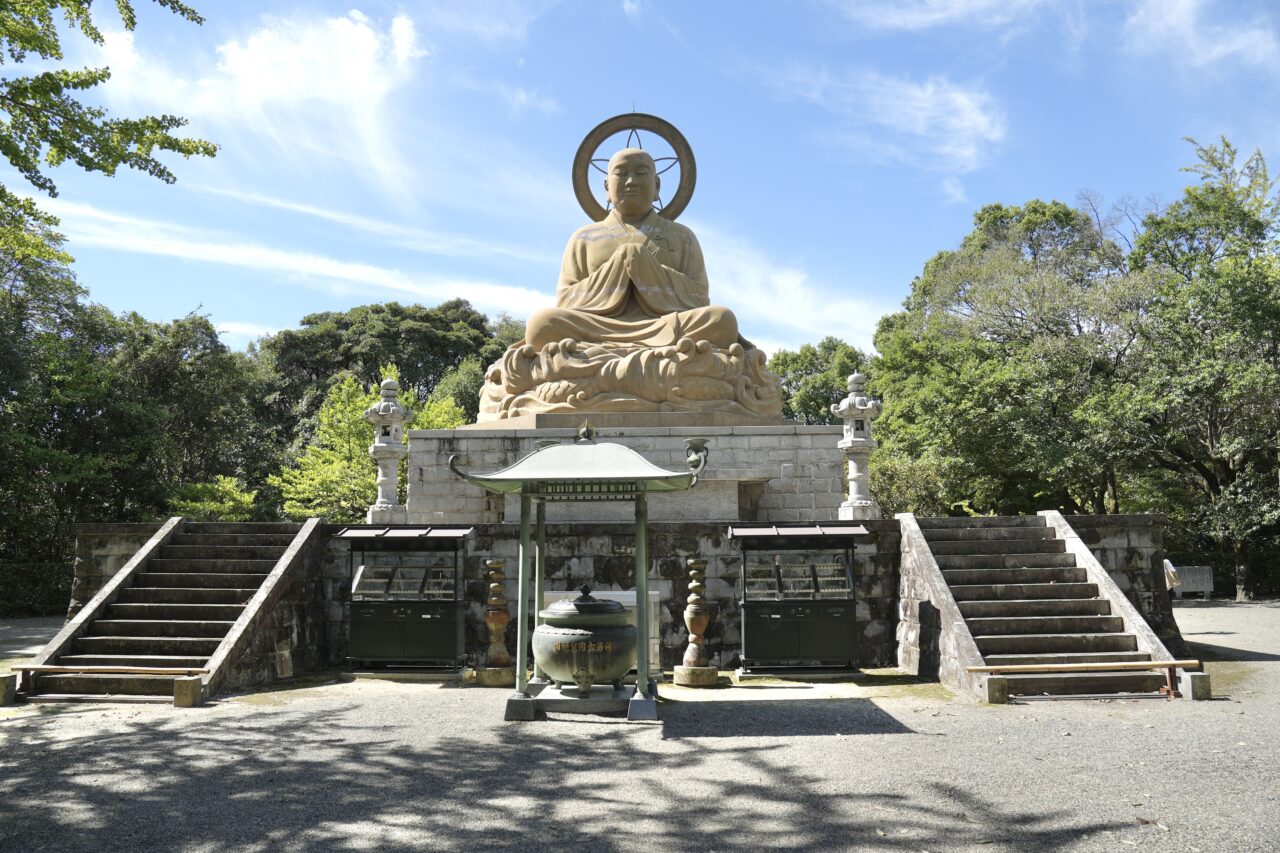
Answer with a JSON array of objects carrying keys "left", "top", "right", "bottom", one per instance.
[
  {"left": 607, "top": 147, "right": 655, "bottom": 172},
  {"left": 605, "top": 148, "right": 659, "bottom": 221}
]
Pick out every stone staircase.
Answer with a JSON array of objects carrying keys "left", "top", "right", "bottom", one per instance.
[
  {"left": 918, "top": 516, "right": 1165, "bottom": 698},
  {"left": 27, "top": 522, "right": 301, "bottom": 701}
]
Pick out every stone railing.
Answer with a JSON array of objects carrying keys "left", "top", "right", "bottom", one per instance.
[
  {"left": 894, "top": 513, "right": 987, "bottom": 701},
  {"left": 21, "top": 517, "right": 183, "bottom": 692},
  {"left": 202, "top": 518, "right": 327, "bottom": 699}
]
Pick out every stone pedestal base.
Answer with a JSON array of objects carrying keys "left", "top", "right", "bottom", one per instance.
[
  {"left": 673, "top": 665, "right": 718, "bottom": 687},
  {"left": 408, "top": 419, "right": 845, "bottom": 524},
  {"left": 839, "top": 501, "right": 881, "bottom": 521},
  {"left": 474, "top": 666, "right": 516, "bottom": 688},
  {"left": 1180, "top": 670, "right": 1212, "bottom": 700},
  {"left": 173, "top": 676, "right": 204, "bottom": 708},
  {"left": 367, "top": 504, "right": 408, "bottom": 525},
  {"left": 504, "top": 684, "right": 654, "bottom": 721}
]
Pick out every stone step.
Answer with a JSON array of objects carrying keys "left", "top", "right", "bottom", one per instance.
[
  {"left": 958, "top": 598, "right": 1111, "bottom": 618},
  {"left": 117, "top": 587, "right": 257, "bottom": 604},
  {"left": 983, "top": 651, "right": 1153, "bottom": 666},
  {"left": 55, "top": 654, "right": 210, "bottom": 668},
  {"left": 147, "top": 559, "right": 277, "bottom": 574},
  {"left": 133, "top": 572, "right": 270, "bottom": 589},
  {"left": 1004, "top": 671, "right": 1166, "bottom": 697},
  {"left": 182, "top": 522, "right": 301, "bottom": 534},
  {"left": 975, "top": 632, "right": 1139, "bottom": 655},
  {"left": 106, "top": 602, "right": 246, "bottom": 621},
  {"left": 90, "top": 619, "right": 235, "bottom": 639},
  {"left": 170, "top": 533, "right": 298, "bottom": 547},
  {"left": 966, "top": 615, "right": 1125, "bottom": 636},
  {"left": 935, "top": 553, "right": 1077, "bottom": 571},
  {"left": 920, "top": 527, "right": 1056, "bottom": 542},
  {"left": 927, "top": 538, "right": 1066, "bottom": 556},
  {"left": 943, "top": 567, "right": 1087, "bottom": 586},
  {"left": 158, "top": 545, "right": 288, "bottom": 561},
  {"left": 30, "top": 673, "right": 177, "bottom": 697},
  {"left": 949, "top": 582, "right": 1100, "bottom": 601},
  {"left": 915, "top": 516, "right": 1047, "bottom": 529},
  {"left": 70, "top": 635, "right": 223, "bottom": 656}
]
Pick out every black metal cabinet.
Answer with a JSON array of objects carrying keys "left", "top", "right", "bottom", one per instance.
[
  {"left": 349, "top": 601, "right": 464, "bottom": 663},
  {"left": 339, "top": 527, "right": 472, "bottom": 668},
  {"left": 728, "top": 524, "right": 866, "bottom": 671}
]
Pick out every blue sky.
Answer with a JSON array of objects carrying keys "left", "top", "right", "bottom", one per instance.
[{"left": 13, "top": 0, "right": 1280, "bottom": 355}]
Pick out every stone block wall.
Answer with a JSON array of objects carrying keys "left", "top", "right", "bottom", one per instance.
[
  {"left": 405, "top": 425, "right": 846, "bottom": 525},
  {"left": 68, "top": 522, "right": 163, "bottom": 618},
  {"left": 1066, "top": 514, "right": 1183, "bottom": 652},
  {"left": 322, "top": 520, "right": 900, "bottom": 671}
]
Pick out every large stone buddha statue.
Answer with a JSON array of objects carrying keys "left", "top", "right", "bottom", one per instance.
[{"left": 478, "top": 145, "right": 782, "bottom": 421}]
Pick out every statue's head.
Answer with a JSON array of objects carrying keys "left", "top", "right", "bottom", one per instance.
[{"left": 604, "top": 147, "right": 659, "bottom": 220}]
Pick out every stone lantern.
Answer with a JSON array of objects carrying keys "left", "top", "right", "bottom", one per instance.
[
  {"left": 830, "top": 371, "right": 882, "bottom": 520},
  {"left": 364, "top": 378, "right": 412, "bottom": 524}
]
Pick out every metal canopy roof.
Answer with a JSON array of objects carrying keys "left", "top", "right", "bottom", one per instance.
[
  {"left": 335, "top": 526, "right": 474, "bottom": 539},
  {"left": 450, "top": 440, "right": 699, "bottom": 500},
  {"left": 727, "top": 523, "right": 869, "bottom": 546}
]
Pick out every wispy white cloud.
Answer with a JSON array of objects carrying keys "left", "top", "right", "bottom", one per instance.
[
  {"left": 691, "top": 220, "right": 895, "bottom": 354},
  {"left": 940, "top": 176, "right": 969, "bottom": 205},
  {"left": 97, "top": 11, "right": 425, "bottom": 196},
  {"left": 190, "top": 185, "right": 558, "bottom": 265},
  {"left": 217, "top": 321, "right": 281, "bottom": 348},
  {"left": 44, "top": 199, "right": 553, "bottom": 319},
  {"left": 1124, "top": 0, "right": 1279, "bottom": 70},
  {"left": 773, "top": 68, "right": 1006, "bottom": 173},
  {"left": 832, "top": 0, "right": 1045, "bottom": 31},
  {"left": 416, "top": 1, "right": 551, "bottom": 42},
  {"left": 621, "top": 0, "right": 647, "bottom": 20}
]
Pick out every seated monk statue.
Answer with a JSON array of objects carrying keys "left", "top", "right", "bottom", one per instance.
[
  {"left": 525, "top": 147, "right": 740, "bottom": 350},
  {"left": 478, "top": 144, "right": 781, "bottom": 421}
]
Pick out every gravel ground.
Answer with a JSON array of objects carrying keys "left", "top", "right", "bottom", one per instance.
[{"left": 1, "top": 602, "right": 1276, "bottom": 852}]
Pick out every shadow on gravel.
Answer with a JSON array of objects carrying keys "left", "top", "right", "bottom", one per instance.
[
  {"left": 0, "top": 701, "right": 1126, "bottom": 852},
  {"left": 660, "top": 698, "right": 913, "bottom": 738},
  {"left": 0, "top": 617, "right": 63, "bottom": 659},
  {"left": 1185, "top": 640, "right": 1280, "bottom": 662}
]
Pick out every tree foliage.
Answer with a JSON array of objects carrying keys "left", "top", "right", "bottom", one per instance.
[
  {"left": 868, "top": 138, "right": 1280, "bottom": 599},
  {"left": 259, "top": 300, "right": 514, "bottom": 437},
  {"left": 0, "top": 1, "right": 216, "bottom": 205},
  {"left": 269, "top": 374, "right": 377, "bottom": 523},
  {"left": 768, "top": 336, "right": 867, "bottom": 424}
]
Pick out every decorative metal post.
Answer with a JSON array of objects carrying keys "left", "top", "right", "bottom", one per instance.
[
  {"left": 364, "top": 378, "right": 411, "bottom": 524},
  {"left": 476, "top": 559, "right": 515, "bottom": 687},
  {"left": 831, "top": 372, "right": 882, "bottom": 521},
  {"left": 674, "top": 557, "right": 718, "bottom": 686}
]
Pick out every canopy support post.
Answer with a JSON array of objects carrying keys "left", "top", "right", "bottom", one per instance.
[
  {"left": 505, "top": 492, "right": 537, "bottom": 720},
  {"left": 628, "top": 491, "right": 658, "bottom": 720},
  {"left": 533, "top": 499, "right": 548, "bottom": 682}
]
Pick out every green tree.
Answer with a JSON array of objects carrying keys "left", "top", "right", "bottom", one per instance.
[
  {"left": 0, "top": 1, "right": 216, "bottom": 213},
  {"left": 429, "top": 357, "right": 485, "bottom": 423},
  {"left": 870, "top": 199, "right": 1141, "bottom": 515},
  {"left": 1124, "top": 137, "right": 1280, "bottom": 600},
  {"left": 767, "top": 336, "right": 866, "bottom": 424},
  {"left": 168, "top": 475, "right": 256, "bottom": 521},
  {"left": 269, "top": 373, "right": 377, "bottom": 522},
  {"left": 259, "top": 300, "right": 503, "bottom": 439}
]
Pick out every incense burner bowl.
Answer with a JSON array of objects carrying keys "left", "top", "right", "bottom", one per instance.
[{"left": 532, "top": 585, "right": 637, "bottom": 696}]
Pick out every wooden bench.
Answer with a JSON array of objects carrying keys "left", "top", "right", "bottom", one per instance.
[{"left": 968, "top": 659, "right": 1201, "bottom": 699}]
